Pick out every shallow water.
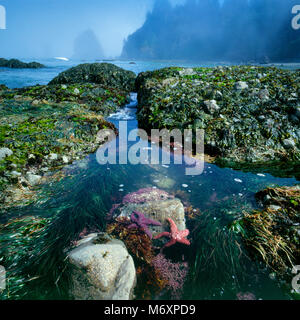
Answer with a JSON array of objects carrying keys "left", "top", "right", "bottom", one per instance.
[
  {"left": 0, "top": 61, "right": 299, "bottom": 300},
  {"left": 7, "top": 93, "right": 294, "bottom": 300}
]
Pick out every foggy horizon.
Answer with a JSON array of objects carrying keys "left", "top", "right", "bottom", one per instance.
[{"left": 0, "top": 0, "right": 299, "bottom": 61}]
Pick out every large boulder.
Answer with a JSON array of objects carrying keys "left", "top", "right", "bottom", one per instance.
[
  {"left": 49, "top": 63, "right": 136, "bottom": 92},
  {"left": 68, "top": 233, "right": 136, "bottom": 300}
]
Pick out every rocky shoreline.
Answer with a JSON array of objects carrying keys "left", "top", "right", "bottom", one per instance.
[
  {"left": 136, "top": 66, "right": 300, "bottom": 177},
  {"left": 0, "top": 63, "right": 299, "bottom": 300},
  {"left": 0, "top": 63, "right": 135, "bottom": 211}
]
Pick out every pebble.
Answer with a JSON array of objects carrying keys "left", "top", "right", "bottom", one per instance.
[
  {"left": 182, "top": 184, "right": 188, "bottom": 188},
  {"left": 26, "top": 173, "right": 42, "bottom": 186},
  {"left": 10, "top": 171, "right": 21, "bottom": 177},
  {"left": 234, "top": 178, "right": 243, "bottom": 183},
  {"left": 62, "top": 156, "right": 69, "bottom": 164},
  {"left": 0, "top": 147, "right": 13, "bottom": 161},
  {"left": 257, "top": 173, "right": 266, "bottom": 177}
]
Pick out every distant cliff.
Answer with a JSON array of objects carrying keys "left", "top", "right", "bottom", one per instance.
[
  {"left": 73, "top": 29, "right": 105, "bottom": 60},
  {"left": 121, "top": 0, "right": 300, "bottom": 62}
]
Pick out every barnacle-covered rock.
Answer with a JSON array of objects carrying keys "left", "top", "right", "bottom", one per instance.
[
  {"left": 49, "top": 63, "right": 136, "bottom": 92},
  {"left": 136, "top": 66, "right": 300, "bottom": 174}
]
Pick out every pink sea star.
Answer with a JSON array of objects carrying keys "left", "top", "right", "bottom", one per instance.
[
  {"left": 154, "top": 218, "right": 190, "bottom": 248},
  {"left": 128, "top": 211, "right": 162, "bottom": 239}
]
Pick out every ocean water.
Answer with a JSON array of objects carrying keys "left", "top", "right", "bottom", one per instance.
[
  {"left": 1, "top": 58, "right": 299, "bottom": 88},
  {"left": 0, "top": 59, "right": 299, "bottom": 300}
]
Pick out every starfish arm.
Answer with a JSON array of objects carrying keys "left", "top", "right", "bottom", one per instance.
[
  {"left": 164, "top": 238, "right": 177, "bottom": 248},
  {"left": 144, "top": 218, "right": 162, "bottom": 226},
  {"left": 128, "top": 223, "right": 138, "bottom": 229},
  {"left": 167, "top": 218, "right": 179, "bottom": 234},
  {"left": 180, "top": 229, "right": 190, "bottom": 237},
  {"left": 154, "top": 232, "right": 171, "bottom": 240},
  {"left": 142, "top": 227, "right": 153, "bottom": 239},
  {"left": 178, "top": 238, "right": 191, "bottom": 246}
]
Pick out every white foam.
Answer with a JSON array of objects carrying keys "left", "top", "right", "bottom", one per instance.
[
  {"left": 108, "top": 108, "right": 135, "bottom": 120},
  {"left": 54, "top": 57, "right": 69, "bottom": 61}
]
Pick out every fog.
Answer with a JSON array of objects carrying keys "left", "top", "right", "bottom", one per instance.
[
  {"left": 0, "top": 0, "right": 156, "bottom": 59},
  {"left": 0, "top": 0, "right": 299, "bottom": 61},
  {"left": 122, "top": 0, "right": 300, "bottom": 62}
]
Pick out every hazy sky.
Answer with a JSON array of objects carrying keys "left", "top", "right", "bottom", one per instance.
[{"left": 0, "top": 0, "right": 187, "bottom": 59}]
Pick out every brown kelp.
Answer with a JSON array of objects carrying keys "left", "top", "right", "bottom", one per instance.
[{"left": 231, "top": 186, "right": 300, "bottom": 273}]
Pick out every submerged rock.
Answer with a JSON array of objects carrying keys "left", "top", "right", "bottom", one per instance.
[
  {"left": 111, "top": 188, "right": 186, "bottom": 237},
  {"left": 68, "top": 233, "right": 136, "bottom": 300}
]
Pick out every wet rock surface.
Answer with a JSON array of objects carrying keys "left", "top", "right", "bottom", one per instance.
[
  {"left": 136, "top": 66, "right": 300, "bottom": 169},
  {"left": 0, "top": 80, "right": 125, "bottom": 210},
  {"left": 110, "top": 188, "right": 186, "bottom": 237},
  {"left": 49, "top": 63, "right": 136, "bottom": 92},
  {"left": 68, "top": 233, "right": 136, "bottom": 300}
]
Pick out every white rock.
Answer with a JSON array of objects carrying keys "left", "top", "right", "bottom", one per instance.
[
  {"left": 234, "top": 81, "right": 248, "bottom": 91},
  {"left": 258, "top": 89, "right": 269, "bottom": 100},
  {"left": 269, "top": 205, "right": 282, "bottom": 211},
  {"left": 204, "top": 100, "right": 220, "bottom": 114},
  {"left": 26, "top": 173, "right": 42, "bottom": 186},
  {"left": 48, "top": 153, "right": 58, "bottom": 161},
  {"left": 0, "top": 148, "right": 13, "bottom": 161},
  {"left": 74, "top": 88, "right": 80, "bottom": 95},
  {"left": 32, "top": 99, "right": 40, "bottom": 106},
  {"left": 62, "top": 156, "right": 69, "bottom": 164},
  {"left": 179, "top": 68, "right": 196, "bottom": 76},
  {"left": 10, "top": 171, "right": 21, "bottom": 178},
  {"left": 68, "top": 234, "right": 136, "bottom": 300},
  {"left": 282, "top": 139, "right": 295, "bottom": 149}
]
